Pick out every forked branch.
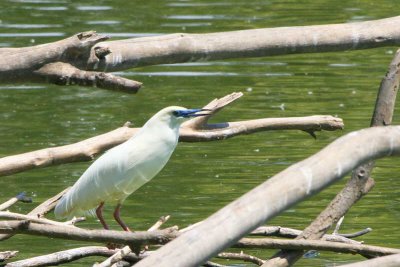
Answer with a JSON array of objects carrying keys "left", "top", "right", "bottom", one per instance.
[{"left": 0, "top": 92, "right": 343, "bottom": 177}]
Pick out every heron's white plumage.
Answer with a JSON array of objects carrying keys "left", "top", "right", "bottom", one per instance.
[{"left": 54, "top": 106, "right": 194, "bottom": 219}]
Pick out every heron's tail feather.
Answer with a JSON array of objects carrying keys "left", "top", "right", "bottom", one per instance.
[{"left": 54, "top": 195, "right": 72, "bottom": 219}]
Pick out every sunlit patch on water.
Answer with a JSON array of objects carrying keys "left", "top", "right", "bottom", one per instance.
[{"left": 75, "top": 5, "right": 113, "bottom": 11}]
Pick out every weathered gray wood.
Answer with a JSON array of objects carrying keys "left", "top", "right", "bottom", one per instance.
[
  {"left": 0, "top": 92, "right": 343, "bottom": 177},
  {"left": 262, "top": 47, "right": 400, "bottom": 267},
  {"left": 134, "top": 126, "right": 400, "bottom": 267},
  {"left": 87, "top": 16, "right": 400, "bottom": 71},
  {"left": 340, "top": 254, "right": 400, "bottom": 267},
  {"left": 5, "top": 246, "right": 145, "bottom": 267},
  {"left": 0, "top": 220, "right": 178, "bottom": 247},
  {"left": 2, "top": 17, "right": 400, "bottom": 90}
]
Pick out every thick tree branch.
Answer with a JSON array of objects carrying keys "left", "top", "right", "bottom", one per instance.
[
  {"left": 0, "top": 220, "right": 178, "bottom": 247},
  {"left": 2, "top": 17, "right": 400, "bottom": 90},
  {"left": 0, "top": 92, "right": 343, "bottom": 177},
  {"left": 86, "top": 16, "right": 400, "bottom": 71},
  {"left": 340, "top": 254, "right": 400, "bottom": 267},
  {"left": 262, "top": 47, "right": 400, "bottom": 267},
  {"left": 134, "top": 126, "right": 400, "bottom": 267}
]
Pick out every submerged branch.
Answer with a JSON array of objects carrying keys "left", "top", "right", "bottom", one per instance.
[
  {"left": 0, "top": 92, "right": 343, "bottom": 177},
  {"left": 234, "top": 238, "right": 400, "bottom": 258}
]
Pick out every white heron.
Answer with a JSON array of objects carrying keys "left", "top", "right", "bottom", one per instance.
[{"left": 54, "top": 106, "right": 210, "bottom": 231}]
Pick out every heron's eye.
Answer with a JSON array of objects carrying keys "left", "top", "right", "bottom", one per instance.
[{"left": 172, "top": 110, "right": 180, "bottom": 117}]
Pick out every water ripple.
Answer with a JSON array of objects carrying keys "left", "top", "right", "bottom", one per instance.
[{"left": 0, "top": 32, "right": 65, "bottom": 37}]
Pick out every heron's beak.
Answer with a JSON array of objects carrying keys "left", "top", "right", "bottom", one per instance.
[{"left": 183, "top": 108, "right": 212, "bottom": 117}]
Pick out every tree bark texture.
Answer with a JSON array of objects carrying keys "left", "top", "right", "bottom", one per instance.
[
  {"left": 340, "top": 254, "right": 400, "bottom": 267},
  {"left": 2, "top": 17, "right": 400, "bottom": 90},
  {"left": 87, "top": 16, "right": 400, "bottom": 71}
]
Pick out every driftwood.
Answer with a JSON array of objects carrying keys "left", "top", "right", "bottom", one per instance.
[
  {"left": 2, "top": 17, "right": 400, "bottom": 92},
  {"left": 262, "top": 47, "right": 400, "bottom": 267},
  {"left": 0, "top": 92, "right": 343, "bottom": 177},
  {"left": 0, "top": 251, "right": 18, "bottom": 262},
  {"left": 340, "top": 253, "right": 400, "bottom": 267},
  {"left": 0, "top": 220, "right": 178, "bottom": 247},
  {"left": 234, "top": 238, "right": 400, "bottom": 258},
  {"left": 134, "top": 125, "right": 400, "bottom": 267},
  {"left": 4, "top": 246, "right": 145, "bottom": 267},
  {"left": 250, "top": 226, "right": 363, "bottom": 244}
]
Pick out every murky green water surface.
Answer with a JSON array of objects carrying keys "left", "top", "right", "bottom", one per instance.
[{"left": 1, "top": 0, "right": 400, "bottom": 266}]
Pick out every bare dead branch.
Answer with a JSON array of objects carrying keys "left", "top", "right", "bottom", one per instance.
[
  {"left": 0, "top": 251, "right": 18, "bottom": 262},
  {"left": 94, "top": 246, "right": 132, "bottom": 267},
  {"left": 217, "top": 252, "right": 265, "bottom": 266},
  {"left": 0, "top": 31, "right": 109, "bottom": 76},
  {"left": 0, "top": 211, "right": 75, "bottom": 227},
  {"left": 134, "top": 126, "right": 400, "bottom": 267},
  {"left": 0, "top": 92, "right": 343, "bottom": 177},
  {"left": 0, "top": 192, "right": 31, "bottom": 211},
  {"left": 251, "top": 226, "right": 361, "bottom": 244},
  {"left": 34, "top": 62, "right": 141, "bottom": 93},
  {"left": 340, "top": 253, "right": 400, "bottom": 267},
  {"left": 262, "top": 45, "right": 400, "bottom": 267},
  {"left": 234, "top": 238, "right": 400, "bottom": 258},
  {"left": 0, "top": 220, "right": 178, "bottom": 247},
  {"left": 339, "top": 228, "right": 372, "bottom": 238},
  {"left": 86, "top": 16, "right": 400, "bottom": 71},
  {"left": 147, "top": 215, "right": 171, "bottom": 232},
  {"left": 0, "top": 188, "right": 69, "bottom": 241},
  {"left": 4, "top": 246, "right": 146, "bottom": 267}
]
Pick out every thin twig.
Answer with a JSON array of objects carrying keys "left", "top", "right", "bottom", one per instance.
[
  {"left": 0, "top": 192, "right": 32, "bottom": 211},
  {"left": 147, "top": 215, "right": 170, "bottom": 231},
  {"left": 94, "top": 246, "right": 132, "bottom": 267},
  {"left": 339, "top": 228, "right": 373, "bottom": 238},
  {"left": 333, "top": 216, "right": 345, "bottom": 235},
  {"left": 0, "top": 211, "right": 76, "bottom": 227},
  {"left": 217, "top": 252, "right": 265, "bottom": 266},
  {"left": 251, "top": 226, "right": 362, "bottom": 244}
]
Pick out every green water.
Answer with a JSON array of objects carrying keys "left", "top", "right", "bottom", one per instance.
[{"left": 1, "top": 0, "right": 400, "bottom": 266}]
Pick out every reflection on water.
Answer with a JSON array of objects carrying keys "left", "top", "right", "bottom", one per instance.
[{"left": 1, "top": 0, "right": 400, "bottom": 266}]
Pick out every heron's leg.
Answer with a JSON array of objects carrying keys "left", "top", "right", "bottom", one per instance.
[
  {"left": 113, "top": 203, "right": 131, "bottom": 232},
  {"left": 95, "top": 202, "right": 109, "bottom": 230}
]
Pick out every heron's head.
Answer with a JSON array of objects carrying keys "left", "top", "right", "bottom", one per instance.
[{"left": 152, "top": 106, "right": 211, "bottom": 128}]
